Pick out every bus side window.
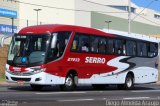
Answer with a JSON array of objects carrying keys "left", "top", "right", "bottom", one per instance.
[
  {"left": 123, "top": 41, "right": 126, "bottom": 55},
  {"left": 98, "top": 38, "right": 106, "bottom": 54},
  {"left": 71, "top": 35, "right": 79, "bottom": 52},
  {"left": 137, "top": 42, "right": 147, "bottom": 57},
  {"left": 115, "top": 39, "right": 123, "bottom": 55},
  {"left": 71, "top": 33, "right": 90, "bottom": 53},
  {"left": 107, "top": 39, "right": 114, "bottom": 54},
  {"left": 148, "top": 43, "right": 158, "bottom": 57},
  {"left": 90, "top": 36, "right": 98, "bottom": 53},
  {"left": 126, "top": 41, "right": 136, "bottom": 56},
  {"left": 77, "top": 34, "right": 90, "bottom": 53},
  {"left": 80, "top": 38, "right": 90, "bottom": 52}
]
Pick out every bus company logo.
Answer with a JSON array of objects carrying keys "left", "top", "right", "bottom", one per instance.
[
  {"left": 85, "top": 57, "right": 106, "bottom": 64},
  {"left": 13, "top": 67, "right": 21, "bottom": 72}
]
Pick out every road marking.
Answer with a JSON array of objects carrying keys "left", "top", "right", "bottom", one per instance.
[
  {"left": 131, "top": 90, "right": 160, "bottom": 93},
  {"left": 58, "top": 99, "right": 94, "bottom": 102},
  {"left": 123, "top": 97, "right": 150, "bottom": 100},
  {"left": 36, "top": 91, "right": 86, "bottom": 95}
]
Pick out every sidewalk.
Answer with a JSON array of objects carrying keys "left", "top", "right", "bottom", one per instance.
[{"left": 0, "top": 81, "right": 18, "bottom": 86}]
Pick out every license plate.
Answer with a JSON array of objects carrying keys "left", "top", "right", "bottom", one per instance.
[{"left": 17, "top": 80, "right": 25, "bottom": 85}]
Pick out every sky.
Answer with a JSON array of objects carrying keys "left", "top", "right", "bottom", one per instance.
[{"left": 132, "top": 0, "right": 160, "bottom": 12}]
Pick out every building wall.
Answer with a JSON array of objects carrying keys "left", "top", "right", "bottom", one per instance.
[
  {"left": 19, "top": 0, "right": 75, "bottom": 31},
  {"left": 91, "top": 12, "right": 160, "bottom": 35},
  {"left": 74, "top": 0, "right": 160, "bottom": 35},
  {"left": 0, "top": 0, "right": 19, "bottom": 44},
  {"left": 1, "top": 0, "right": 160, "bottom": 45},
  {"left": 75, "top": 0, "right": 128, "bottom": 27},
  {"left": 2, "top": 0, "right": 158, "bottom": 35}
]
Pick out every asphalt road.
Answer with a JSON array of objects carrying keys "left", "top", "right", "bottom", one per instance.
[{"left": 0, "top": 84, "right": 160, "bottom": 106}]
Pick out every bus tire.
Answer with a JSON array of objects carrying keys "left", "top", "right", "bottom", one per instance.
[
  {"left": 118, "top": 74, "right": 134, "bottom": 90},
  {"left": 60, "top": 74, "right": 77, "bottom": 91},
  {"left": 30, "top": 84, "right": 44, "bottom": 91}
]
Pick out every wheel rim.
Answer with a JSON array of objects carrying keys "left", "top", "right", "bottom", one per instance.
[
  {"left": 126, "top": 77, "right": 132, "bottom": 88},
  {"left": 65, "top": 77, "right": 73, "bottom": 87}
]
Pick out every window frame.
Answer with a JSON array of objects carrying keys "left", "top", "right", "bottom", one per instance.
[
  {"left": 70, "top": 32, "right": 158, "bottom": 58},
  {"left": 46, "top": 31, "right": 72, "bottom": 63}
]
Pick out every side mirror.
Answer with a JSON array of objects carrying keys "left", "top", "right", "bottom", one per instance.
[{"left": 0, "top": 34, "right": 13, "bottom": 47}]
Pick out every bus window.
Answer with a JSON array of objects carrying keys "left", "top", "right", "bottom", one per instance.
[
  {"left": 90, "top": 36, "right": 98, "bottom": 53},
  {"left": 137, "top": 42, "right": 147, "bottom": 57},
  {"left": 148, "top": 43, "right": 158, "bottom": 57},
  {"left": 126, "top": 41, "right": 136, "bottom": 56},
  {"left": 115, "top": 39, "right": 123, "bottom": 55},
  {"left": 71, "top": 34, "right": 79, "bottom": 51},
  {"left": 47, "top": 31, "right": 71, "bottom": 62},
  {"left": 77, "top": 33, "right": 90, "bottom": 52},
  {"left": 98, "top": 37, "right": 106, "bottom": 54},
  {"left": 123, "top": 41, "right": 126, "bottom": 55},
  {"left": 71, "top": 33, "right": 90, "bottom": 53},
  {"left": 31, "top": 37, "right": 47, "bottom": 52},
  {"left": 107, "top": 39, "right": 114, "bottom": 54}
]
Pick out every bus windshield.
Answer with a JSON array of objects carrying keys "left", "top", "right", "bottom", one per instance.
[{"left": 7, "top": 34, "right": 50, "bottom": 67}]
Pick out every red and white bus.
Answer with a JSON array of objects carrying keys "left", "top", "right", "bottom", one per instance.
[{"left": 5, "top": 24, "right": 159, "bottom": 90}]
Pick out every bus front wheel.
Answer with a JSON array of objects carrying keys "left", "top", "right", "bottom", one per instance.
[{"left": 60, "top": 74, "right": 77, "bottom": 91}]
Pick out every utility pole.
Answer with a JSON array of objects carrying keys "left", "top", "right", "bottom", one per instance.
[
  {"left": 33, "top": 9, "right": 42, "bottom": 25},
  {"left": 105, "top": 21, "right": 112, "bottom": 32},
  {"left": 11, "top": 18, "right": 14, "bottom": 33},
  {"left": 128, "top": 0, "right": 131, "bottom": 35}
]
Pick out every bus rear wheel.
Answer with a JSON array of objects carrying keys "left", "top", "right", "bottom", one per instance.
[
  {"left": 60, "top": 74, "right": 77, "bottom": 91},
  {"left": 118, "top": 74, "right": 134, "bottom": 90},
  {"left": 30, "top": 84, "right": 44, "bottom": 91}
]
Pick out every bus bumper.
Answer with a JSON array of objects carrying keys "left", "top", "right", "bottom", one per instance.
[{"left": 5, "top": 71, "right": 65, "bottom": 85}]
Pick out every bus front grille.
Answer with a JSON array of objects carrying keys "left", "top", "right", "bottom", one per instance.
[{"left": 11, "top": 77, "right": 31, "bottom": 82}]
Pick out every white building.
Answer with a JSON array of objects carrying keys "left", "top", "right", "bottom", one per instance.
[
  {"left": 0, "top": 0, "right": 19, "bottom": 44},
  {"left": 18, "top": 0, "right": 160, "bottom": 35},
  {"left": 1, "top": 0, "right": 160, "bottom": 44}
]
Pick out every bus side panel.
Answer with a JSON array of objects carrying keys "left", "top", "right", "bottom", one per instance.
[
  {"left": 45, "top": 53, "right": 158, "bottom": 85},
  {"left": 74, "top": 55, "right": 158, "bottom": 84},
  {"left": 128, "top": 56, "right": 158, "bottom": 84},
  {"left": 78, "top": 56, "right": 129, "bottom": 84}
]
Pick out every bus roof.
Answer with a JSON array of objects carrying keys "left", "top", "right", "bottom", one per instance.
[
  {"left": 18, "top": 24, "right": 159, "bottom": 43},
  {"left": 101, "top": 29, "right": 160, "bottom": 43},
  {"left": 18, "top": 24, "right": 113, "bottom": 37}
]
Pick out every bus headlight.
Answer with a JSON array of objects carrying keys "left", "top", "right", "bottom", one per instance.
[{"left": 5, "top": 66, "right": 10, "bottom": 73}]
